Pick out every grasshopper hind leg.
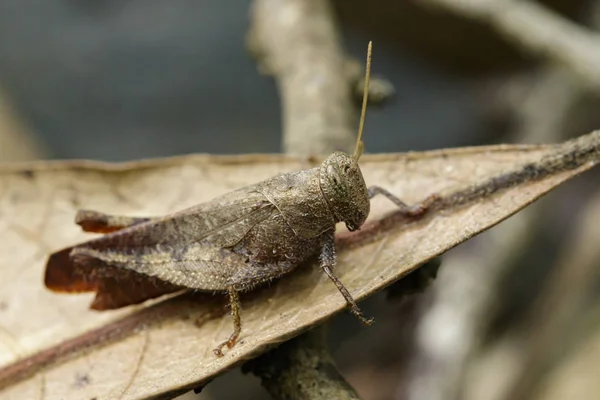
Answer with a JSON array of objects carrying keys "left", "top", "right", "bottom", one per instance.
[
  {"left": 213, "top": 287, "right": 242, "bottom": 357},
  {"left": 75, "top": 210, "right": 152, "bottom": 233},
  {"left": 212, "top": 261, "right": 298, "bottom": 356}
]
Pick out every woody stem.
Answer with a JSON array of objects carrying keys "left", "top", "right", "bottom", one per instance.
[{"left": 246, "top": 0, "right": 368, "bottom": 398}]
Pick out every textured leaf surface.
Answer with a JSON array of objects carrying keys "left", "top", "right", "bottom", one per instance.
[{"left": 0, "top": 132, "right": 598, "bottom": 399}]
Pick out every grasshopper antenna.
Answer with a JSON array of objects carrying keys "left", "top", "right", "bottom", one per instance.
[{"left": 353, "top": 41, "right": 372, "bottom": 161}]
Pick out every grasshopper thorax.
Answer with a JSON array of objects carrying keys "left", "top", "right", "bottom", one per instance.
[{"left": 319, "top": 152, "right": 370, "bottom": 232}]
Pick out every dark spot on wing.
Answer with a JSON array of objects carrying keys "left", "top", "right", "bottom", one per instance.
[
  {"left": 170, "top": 245, "right": 187, "bottom": 262},
  {"left": 134, "top": 250, "right": 144, "bottom": 265}
]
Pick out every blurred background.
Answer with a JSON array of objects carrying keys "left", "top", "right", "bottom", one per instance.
[{"left": 1, "top": 0, "right": 599, "bottom": 399}]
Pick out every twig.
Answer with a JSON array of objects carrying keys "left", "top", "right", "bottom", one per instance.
[
  {"left": 242, "top": 326, "right": 361, "bottom": 400},
  {"left": 416, "top": 0, "right": 600, "bottom": 92},
  {"left": 246, "top": 0, "right": 364, "bottom": 398},
  {"left": 248, "top": 0, "right": 357, "bottom": 154}
]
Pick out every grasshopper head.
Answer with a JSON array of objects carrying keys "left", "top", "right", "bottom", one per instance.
[
  {"left": 318, "top": 41, "right": 373, "bottom": 232},
  {"left": 319, "top": 152, "right": 370, "bottom": 231}
]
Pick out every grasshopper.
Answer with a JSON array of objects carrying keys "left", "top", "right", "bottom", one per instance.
[{"left": 45, "top": 42, "right": 436, "bottom": 356}]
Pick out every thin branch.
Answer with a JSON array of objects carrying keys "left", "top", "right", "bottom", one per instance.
[
  {"left": 246, "top": 0, "right": 365, "bottom": 398},
  {"left": 417, "top": 0, "right": 600, "bottom": 91},
  {"left": 248, "top": 0, "right": 357, "bottom": 154},
  {"left": 243, "top": 326, "right": 362, "bottom": 400}
]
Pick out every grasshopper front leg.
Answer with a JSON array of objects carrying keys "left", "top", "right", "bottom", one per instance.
[
  {"left": 320, "top": 231, "right": 373, "bottom": 326},
  {"left": 368, "top": 186, "right": 439, "bottom": 217}
]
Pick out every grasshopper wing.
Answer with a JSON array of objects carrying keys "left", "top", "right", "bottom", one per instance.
[
  {"left": 45, "top": 246, "right": 184, "bottom": 310},
  {"left": 45, "top": 188, "right": 277, "bottom": 308}
]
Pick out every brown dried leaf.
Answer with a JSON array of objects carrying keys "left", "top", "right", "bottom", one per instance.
[{"left": 0, "top": 132, "right": 599, "bottom": 399}]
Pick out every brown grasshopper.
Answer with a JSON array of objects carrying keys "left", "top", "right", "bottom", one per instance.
[{"left": 44, "top": 42, "right": 436, "bottom": 356}]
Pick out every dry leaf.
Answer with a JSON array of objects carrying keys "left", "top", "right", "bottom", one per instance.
[{"left": 0, "top": 131, "right": 599, "bottom": 400}]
